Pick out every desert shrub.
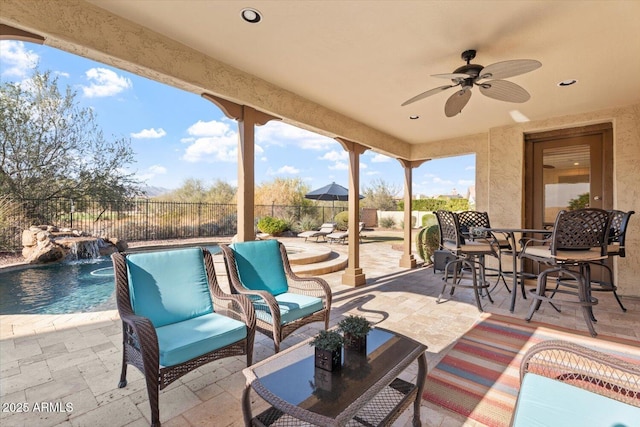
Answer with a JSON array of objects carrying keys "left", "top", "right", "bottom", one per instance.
[
  {"left": 416, "top": 224, "right": 440, "bottom": 263},
  {"left": 257, "top": 216, "right": 288, "bottom": 235},
  {"left": 334, "top": 211, "right": 349, "bottom": 230},
  {"left": 421, "top": 213, "right": 437, "bottom": 227},
  {"left": 379, "top": 216, "right": 396, "bottom": 229},
  {"left": 296, "top": 215, "right": 319, "bottom": 233}
]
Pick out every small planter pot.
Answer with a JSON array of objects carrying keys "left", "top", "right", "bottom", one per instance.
[
  {"left": 315, "top": 347, "right": 342, "bottom": 371},
  {"left": 343, "top": 333, "right": 367, "bottom": 353}
]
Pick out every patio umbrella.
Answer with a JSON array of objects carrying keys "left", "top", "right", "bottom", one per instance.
[{"left": 305, "top": 182, "right": 364, "bottom": 215}]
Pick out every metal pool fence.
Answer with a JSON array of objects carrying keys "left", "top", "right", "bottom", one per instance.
[{"left": 0, "top": 198, "right": 341, "bottom": 251}]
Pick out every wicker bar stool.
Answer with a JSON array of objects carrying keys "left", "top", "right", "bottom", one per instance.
[{"left": 520, "top": 208, "right": 610, "bottom": 337}]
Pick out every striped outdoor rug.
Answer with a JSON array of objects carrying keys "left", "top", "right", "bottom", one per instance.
[{"left": 422, "top": 313, "right": 640, "bottom": 426}]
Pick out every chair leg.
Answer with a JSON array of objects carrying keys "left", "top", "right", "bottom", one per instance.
[
  {"left": 469, "top": 260, "right": 484, "bottom": 312},
  {"left": 526, "top": 270, "right": 549, "bottom": 322},
  {"left": 144, "top": 373, "right": 161, "bottom": 427}
]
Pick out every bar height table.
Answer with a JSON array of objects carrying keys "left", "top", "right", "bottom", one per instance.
[{"left": 474, "top": 227, "right": 549, "bottom": 312}]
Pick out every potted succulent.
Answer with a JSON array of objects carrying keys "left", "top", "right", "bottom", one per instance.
[
  {"left": 310, "top": 330, "right": 344, "bottom": 371},
  {"left": 338, "top": 315, "right": 372, "bottom": 352}
]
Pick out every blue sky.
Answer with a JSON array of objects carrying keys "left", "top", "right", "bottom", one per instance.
[{"left": 0, "top": 40, "right": 475, "bottom": 197}]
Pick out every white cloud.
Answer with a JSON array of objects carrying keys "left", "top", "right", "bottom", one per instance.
[
  {"left": 433, "top": 177, "right": 454, "bottom": 185},
  {"left": 268, "top": 165, "right": 300, "bottom": 175},
  {"left": 137, "top": 164, "right": 168, "bottom": 182},
  {"left": 187, "top": 120, "right": 230, "bottom": 137},
  {"left": 319, "top": 150, "right": 348, "bottom": 162},
  {"left": 256, "top": 121, "right": 336, "bottom": 150},
  {"left": 180, "top": 137, "right": 195, "bottom": 143},
  {"left": 366, "top": 170, "right": 381, "bottom": 176},
  {"left": 183, "top": 119, "right": 238, "bottom": 162},
  {"left": 370, "top": 153, "right": 391, "bottom": 163},
  {"left": 55, "top": 71, "right": 70, "bottom": 78},
  {"left": 82, "top": 68, "right": 132, "bottom": 97},
  {"left": 458, "top": 179, "right": 474, "bottom": 186},
  {"left": 131, "top": 128, "right": 167, "bottom": 139},
  {"left": 148, "top": 165, "right": 167, "bottom": 174},
  {"left": 0, "top": 41, "right": 39, "bottom": 78},
  {"left": 465, "top": 165, "right": 476, "bottom": 171},
  {"left": 329, "top": 161, "right": 348, "bottom": 170}
]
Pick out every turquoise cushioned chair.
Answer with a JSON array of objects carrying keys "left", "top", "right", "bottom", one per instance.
[
  {"left": 512, "top": 340, "right": 640, "bottom": 427},
  {"left": 221, "top": 239, "right": 332, "bottom": 352},
  {"left": 112, "top": 247, "right": 256, "bottom": 427}
]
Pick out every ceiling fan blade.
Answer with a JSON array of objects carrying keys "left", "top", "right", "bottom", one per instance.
[
  {"left": 444, "top": 88, "right": 472, "bottom": 117},
  {"left": 401, "top": 84, "right": 456, "bottom": 106},
  {"left": 479, "top": 59, "right": 541, "bottom": 80},
  {"left": 479, "top": 79, "right": 531, "bottom": 103},
  {"left": 431, "top": 73, "right": 470, "bottom": 82}
]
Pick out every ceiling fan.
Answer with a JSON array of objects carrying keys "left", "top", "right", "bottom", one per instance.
[{"left": 401, "top": 49, "right": 541, "bottom": 117}]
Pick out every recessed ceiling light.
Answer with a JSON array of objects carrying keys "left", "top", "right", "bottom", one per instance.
[
  {"left": 574, "top": 162, "right": 580, "bottom": 166},
  {"left": 558, "top": 79, "right": 577, "bottom": 87},
  {"left": 240, "top": 8, "right": 262, "bottom": 23},
  {"left": 409, "top": 115, "right": 419, "bottom": 120}
]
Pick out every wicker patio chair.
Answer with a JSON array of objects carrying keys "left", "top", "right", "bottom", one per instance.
[
  {"left": 112, "top": 247, "right": 256, "bottom": 427},
  {"left": 434, "top": 210, "right": 497, "bottom": 312},
  {"left": 221, "top": 239, "right": 332, "bottom": 353},
  {"left": 520, "top": 208, "right": 610, "bottom": 336},
  {"left": 512, "top": 340, "right": 640, "bottom": 426}
]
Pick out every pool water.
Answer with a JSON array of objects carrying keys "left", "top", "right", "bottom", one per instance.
[
  {"left": 0, "top": 258, "right": 115, "bottom": 315},
  {"left": 0, "top": 245, "right": 223, "bottom": 315}
]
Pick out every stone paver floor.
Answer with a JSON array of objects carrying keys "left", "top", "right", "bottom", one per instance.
[{"left": 1, "top": 233, "right": 639, "bottom": 426}]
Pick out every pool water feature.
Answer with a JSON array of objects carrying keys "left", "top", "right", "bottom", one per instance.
[{"left": 0, "top": 258, "right": 114, "bottom": 315}]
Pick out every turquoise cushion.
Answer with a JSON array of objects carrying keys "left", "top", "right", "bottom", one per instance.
[
  {"left": 126, "top": 248, "right": 213, "bottom": 328},
  {"left": 230, "top": 240, "right": 288, "bottom": 295},
  {"left": 155, "top": 313, "right": 247, "bottom": 367},
  {"left": 253, "top": 292, "right": 323, "bottom": 325},
  {"left": 512, "top": 373, "right": 640, "bottom": 427}
]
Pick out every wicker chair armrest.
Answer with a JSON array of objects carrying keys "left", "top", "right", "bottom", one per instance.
[
  {"left": 286, "top": 275, "right": 332, "bottom": 301},
  {"left": 520, "top": 340, "right": 640, "bottom": 406},
  {"left": 120, "top": 312, "right": 157, "bottom": 342},
  {"left": 211, "top": 292, "right": 256, "bottom": 331}
]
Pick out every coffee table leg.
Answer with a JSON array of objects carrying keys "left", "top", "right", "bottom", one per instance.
[
  {"left": 413, "top": 352, "right": 427, "bottom": 426},
  {"left": 242, "top": 385, "right": 252, "bottom": 426}
]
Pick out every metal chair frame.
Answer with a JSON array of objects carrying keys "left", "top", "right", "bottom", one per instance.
[{"left": 435, "top": 210, "right": 496, "bottom": 312}]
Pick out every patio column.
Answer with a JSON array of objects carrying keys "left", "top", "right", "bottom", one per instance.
[
  {"left": 202, "top": 94, "right": 279, "bottom": 241},
  {"left": 398, "top": 159, "right": 428, "bottom": 268},
  {"left": 336, "top": 138, "right": 367, "bottom": 287}
]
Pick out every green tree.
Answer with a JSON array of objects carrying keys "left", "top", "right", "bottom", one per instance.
[
  {"left": 206, "top": 179, "right": 236, "bottom": 204},
  {"left": 361, "top": 179, "right": 399, "bottom": 211},
  {"left": 255, "top": 177, "right": 312, "bottom": 207},
  {"left": 0, "top": 69, "right": 140, "bottom": 201},
  {"left": 161, "top": 178, "right": 208, "bottom": 202}
]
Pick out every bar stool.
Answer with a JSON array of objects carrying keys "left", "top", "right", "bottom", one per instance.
[
  {"left": 435, "top": 210, "right": 497, "bottom": 312},
  {"left": 520, "top": 208, "right": 610, "bottom": 337}
]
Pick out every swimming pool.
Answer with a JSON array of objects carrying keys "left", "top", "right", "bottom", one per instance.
[
  {"left": 0, "top": 258, "right": 115, "bottom": 315},
  {"left": 0, "top": 245, "right": 223, "bottom": 315}
]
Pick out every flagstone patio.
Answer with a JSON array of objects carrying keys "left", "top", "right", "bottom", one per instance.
[{"left": 1, "top": 233, "right": 638, "bottom": 427}]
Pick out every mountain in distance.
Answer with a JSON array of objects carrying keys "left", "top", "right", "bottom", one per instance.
[{"left": 140, "top": 185, "right": 172, "bottom": 198}]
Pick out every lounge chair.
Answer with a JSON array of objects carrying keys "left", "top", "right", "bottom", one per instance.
[
  {"left": 220, "top": 239, "right": 332, "bottom": 353},
  {"left": 327, "top": 222, "right": 365, "bottom": 244},
  {"left": 111, "top": 247, "right": 256, "bottom": 426},
  {"left": 297, "top": 222, "right": 336, "bottom": 242}
]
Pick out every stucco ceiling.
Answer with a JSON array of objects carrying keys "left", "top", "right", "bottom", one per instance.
[{"left": 5, "top": 1, "right": 640, "bottom": 149}]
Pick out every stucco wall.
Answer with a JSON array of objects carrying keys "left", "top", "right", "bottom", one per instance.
[{"left": 413, "top": 104, "right": 640, "bottom": 297}]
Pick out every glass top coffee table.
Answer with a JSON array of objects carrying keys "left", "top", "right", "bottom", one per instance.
[{"left": 242, "top": 327, "right": 427, "bottom": 426}]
